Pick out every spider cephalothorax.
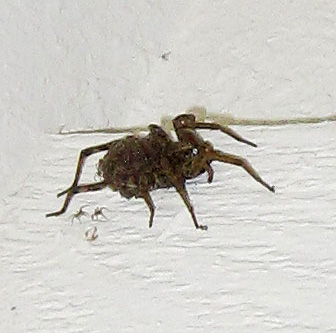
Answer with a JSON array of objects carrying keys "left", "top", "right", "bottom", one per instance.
[{"left": 46, "top": 113, "right": 274, "bottom": 230}]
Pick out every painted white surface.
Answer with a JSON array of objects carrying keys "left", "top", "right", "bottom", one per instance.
[{"left": 1, "top": 1, "right": 336, "bottom": 332}]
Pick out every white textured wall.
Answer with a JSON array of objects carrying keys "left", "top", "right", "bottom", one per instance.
[{"left": 1, "top": 2, "right": 336, "bottom": 332}]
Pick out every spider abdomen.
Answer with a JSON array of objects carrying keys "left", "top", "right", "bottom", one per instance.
[{"left": 97, "top": 134, "right": 173, "bottom": 198}]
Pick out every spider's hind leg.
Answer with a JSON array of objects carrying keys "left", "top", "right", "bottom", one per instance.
[
  {"left": 57, "top": 142, "right": 111, "bottom": 198},
  {"left": 46, "top": 181, "right": 107, "bottom": 217}
]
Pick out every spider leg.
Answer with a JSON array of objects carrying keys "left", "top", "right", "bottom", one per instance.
[
  {"left": 204, "top": 162, "right": 214, "bottom": 183},
  {"left": 176, "top": 184, "right": 208, "bottom": 230},
  {"left": 46, "top": 181, "right": 107, "bottom": 217},
  {"left": 57, "top": 142, "right": 111, "bottom": 198},
  {"left": 209, "top": 150, "right": 275, "bottom": 192},
  {"left": 172, "top": 113, "right": 257, "bottom": 147},
  {"left": 142, "top": 192, "right": 155, "bottom": 228},
  {"left": 168, "top": 175, "right": 207, "bottom": 230},
  {"left": 195, "top": 122, "right": 257, "bottom": 147}
]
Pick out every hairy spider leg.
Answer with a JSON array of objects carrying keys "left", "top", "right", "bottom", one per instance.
[
  {"left": 194, "top": 122, "right": 257, "bottom": 147},
  {"left": 57, "top": 142, "right": 112, "bottom": 198},
  {"left": 167, "top": 174, "right": 208, "bottom": 230},
  {"left": 46, "top": 181, "right": 107, "bottom": 217},
  {"left": 142, "top": 192, "right": 155, "bottom": 228},
  {"left": 209, "top": 150, "right": 275, "bottom": 192}
]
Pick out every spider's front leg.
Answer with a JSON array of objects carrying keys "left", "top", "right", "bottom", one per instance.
[
  {"left": 208, "top": 149, "right": 275, "bottom": 192},
  {"left": 174, "top": 180, "right": 208, "bottom": 230},
  {"left": 160, "top": 154, "right": 207, "bottom": 230},
  {"left": 167, "top": 172, "right": 207, "bottom": 230},
  {"left": 173, "top": 113, "right": 257, "bottom": 147}
]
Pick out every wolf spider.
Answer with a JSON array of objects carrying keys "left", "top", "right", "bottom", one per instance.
[{"left": 46, "top": 113, "right": 275, "bottom": 230}]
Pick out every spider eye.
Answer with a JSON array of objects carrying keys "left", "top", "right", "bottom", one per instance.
[{"left": 192, "top": 148, "right": 198, "bottom": 155}]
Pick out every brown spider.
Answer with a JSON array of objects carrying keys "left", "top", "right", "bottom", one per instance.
[{"left": 46, "top": 113, "right": 275, "bottom": 230}]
